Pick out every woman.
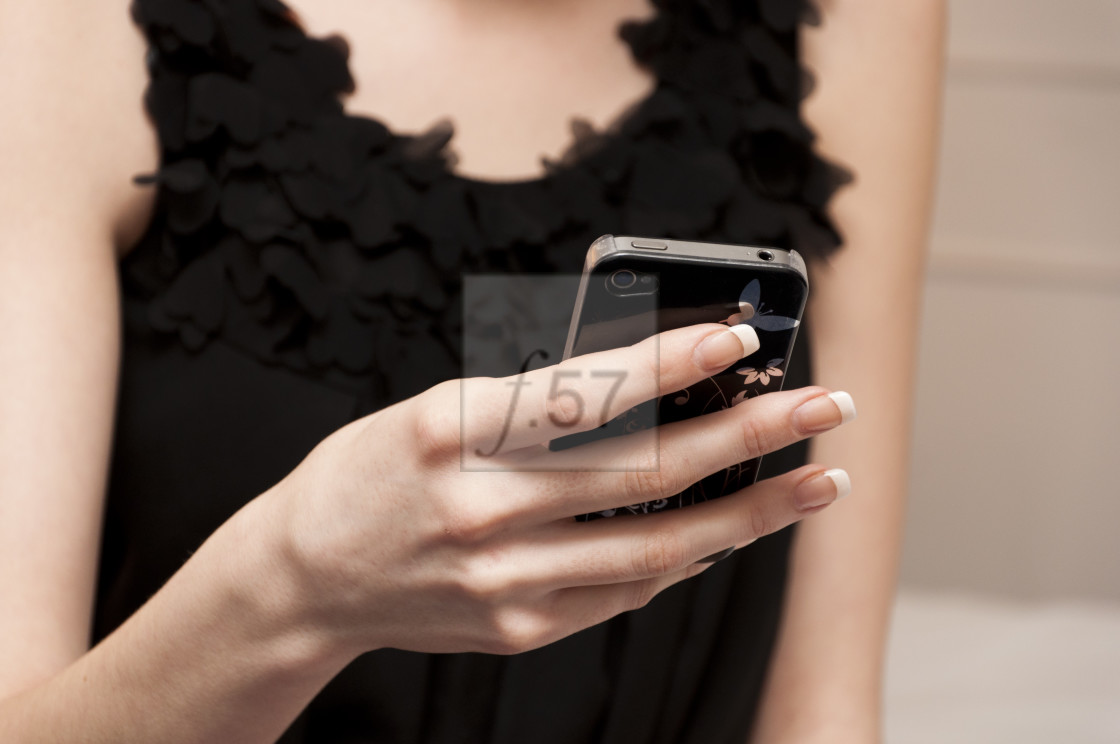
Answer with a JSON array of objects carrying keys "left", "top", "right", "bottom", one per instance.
[{"left": 0, "top": 0, "right": 943, "bottom": 741}]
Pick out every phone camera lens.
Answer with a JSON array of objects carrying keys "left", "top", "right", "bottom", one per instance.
[
  {"left": 609, "top": 270, "right": 638, "bottom": 289},
  {"left": 758, "top": 250, "right": 775, "bottom": 262}
]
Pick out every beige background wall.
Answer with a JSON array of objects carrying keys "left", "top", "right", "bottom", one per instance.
[{"left": 900, "top": 0, "right": 1120, "bottom": 602}]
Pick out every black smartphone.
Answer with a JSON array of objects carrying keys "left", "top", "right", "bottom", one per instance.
[{"left": 551, "top": 234, "right": 809, "bottom": 520}]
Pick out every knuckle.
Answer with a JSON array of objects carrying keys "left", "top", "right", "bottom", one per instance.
[
  {"left": 412, "top": 382, "right": 462, "bottom": 461},
  {"left": 451, "top": 554, "right": 511, "bottom": 603},
  {"left": 542, "top": 384, "right": 584, "bottom": 429},
  {"left": 441, "top": 502, "right": 502, "bottom": 546},
  {"left": 741, "top": 505, "right": 775, "bottom": 541},
  {"left": 636, "top": 528, "right": 688, "bottom": 576},
  {"left": 622, "top": 450, "right": 675, "bottom": 502},
  {"left": 737, "top": 415, "right": 774, "bottom": 460},
  {"left": 486, "top": 609, "right": 549, "bottom": 655},
  {"left": 622, "top": 462, "right": 660, "bottom": 504}
]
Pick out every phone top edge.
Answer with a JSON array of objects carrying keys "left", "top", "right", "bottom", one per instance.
[
  {"left": 587, "top": 234, "right": 618, "bottom": 271},
  {"left": 588, "top": 235, "right": 808, "bottom": 287}
]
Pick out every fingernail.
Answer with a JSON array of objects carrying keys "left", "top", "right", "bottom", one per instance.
[
  {"left": 792, "top": 391, "right": 857, "bottom": 434},
  {"left": 793, "top": 468, "right": 851, "bottom": 511},
  {"left": 695, "top": 325, "right": 760, "bottom": 371}
]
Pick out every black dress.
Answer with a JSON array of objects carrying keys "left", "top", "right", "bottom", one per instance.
[{"left": 99, "top": 1, "right": 849, "bottom": 741}]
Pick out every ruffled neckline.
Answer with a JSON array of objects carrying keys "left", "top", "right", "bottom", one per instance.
[
  {"left": 125, "top": 0, "right": 849, "bottom": 410},
  {"left": 281, "top": 0, "right": 667, "bottom": 191}
]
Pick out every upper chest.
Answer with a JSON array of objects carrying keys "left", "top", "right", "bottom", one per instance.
[{"left": 282, "top": 0, "right": 658, "bottom": 181}]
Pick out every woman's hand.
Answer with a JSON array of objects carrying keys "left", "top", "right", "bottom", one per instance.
[{"left": 267, "top": 322, "right": 855, "bottom": 659}]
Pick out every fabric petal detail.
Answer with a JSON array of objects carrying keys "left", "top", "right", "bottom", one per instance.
[
  {"left": 260, "top": 245, "right": 329, "bottom": 320},
  {"left": 123, "top": 0, "right": 850, "bottom": 401}
]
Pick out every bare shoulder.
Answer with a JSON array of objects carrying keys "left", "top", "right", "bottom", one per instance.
[{"left": 0, "top": 1, "right": 158, "bottom": 255}]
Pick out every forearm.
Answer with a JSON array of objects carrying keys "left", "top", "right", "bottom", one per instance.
[{"left": 0, "top": 493, "right": 352, "bottom": 744}]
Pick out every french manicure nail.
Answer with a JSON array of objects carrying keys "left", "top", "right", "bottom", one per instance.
[
  {"left": 694, "top": 325, "right": 760, "bottom": 371},
  {"left": 792, "top": 391, "right": 858, "bottom": 433},
  {"left": 793, "top": 468, "right": 851, "bottom": 511}
]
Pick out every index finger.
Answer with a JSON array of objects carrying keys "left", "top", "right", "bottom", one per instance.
[{"left": 460, "top": 322, "right": 760, "bottom": 458}]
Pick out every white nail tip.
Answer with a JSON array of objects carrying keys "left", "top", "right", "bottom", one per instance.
[
  {"left": 730, "top": 324, "right": 760, "bottom": 356},
  {"left": 828, "top": 391, "right": 858, "bottom": 424},
  {"left": 823, "top": 468, "right": 852, "bottom": 500}
]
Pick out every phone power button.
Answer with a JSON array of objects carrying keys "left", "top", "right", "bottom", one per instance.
[{"left": 631, "top": 239, "right": 668, "bottom": 250}]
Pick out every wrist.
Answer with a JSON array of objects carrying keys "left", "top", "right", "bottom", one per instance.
[{"left": 220, "top": 491, "right": 359, "bottom": 679}]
